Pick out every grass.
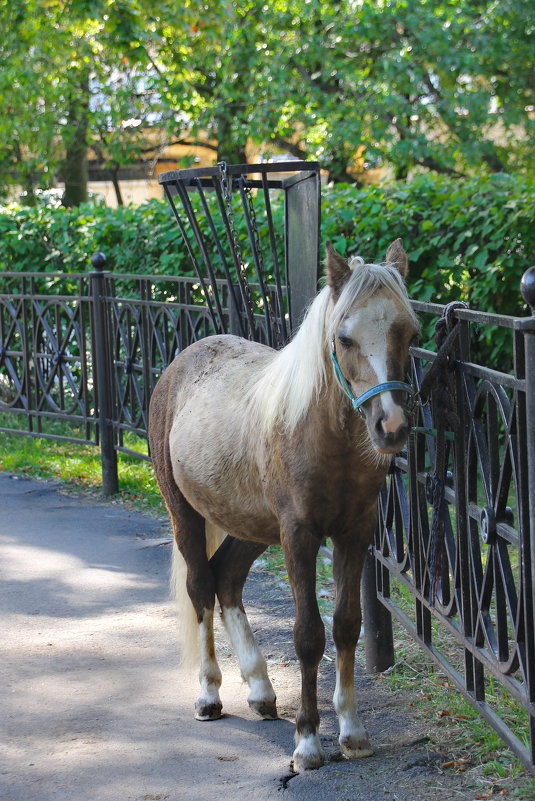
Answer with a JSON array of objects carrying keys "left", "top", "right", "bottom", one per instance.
[
  {"left": 0, "top": 426, "right": 166, "bottom": 516},
  {"left": 2, "top": 423, "right": 535, "bottom": 798}
]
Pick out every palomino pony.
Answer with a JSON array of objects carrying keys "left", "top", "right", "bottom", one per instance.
[{"left": 149, "top": 239, "right": 419, "bottom": 772}]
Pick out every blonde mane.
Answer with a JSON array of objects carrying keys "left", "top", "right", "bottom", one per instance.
[{"left": 247, "top": 259, "right": 416, "bottom": 434}]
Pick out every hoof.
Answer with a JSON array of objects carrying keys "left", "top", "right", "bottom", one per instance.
[
  {"left": 195, "top": 700, "right": 223, "bottom": 721},
  {"left": 248, "top": 699, "right": 278, "bottom": 720},
  {"left": 292, "top": 734, "right": 325, "bottom": 772},
  {"left": 339, "top": 733, "right": 374, "bottom": 759}
]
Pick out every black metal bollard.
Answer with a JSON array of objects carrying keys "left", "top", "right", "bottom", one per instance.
[
  {"left": 361, "top": 550, "right": 395, "bottom": 673},
  {"left": 90, "top": 252, "right": 119, "bottom": 495},
  {"left": 520, "top": 266, "right": 535, "bottom": 737}
]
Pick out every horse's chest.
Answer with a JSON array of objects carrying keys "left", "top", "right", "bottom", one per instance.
[{"left": 269, "top": 448, "right": 386, "bottom": 531}]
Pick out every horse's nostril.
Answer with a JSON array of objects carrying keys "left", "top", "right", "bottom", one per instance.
[
  {"left": 375, "top": 415, "right": 386, "bottom": 436},
  {"left": 375, "top": 415, "right": 409, "bottom": 443},
  {"left": 379, "top": 408, "right": 407, "bottom": 437}
]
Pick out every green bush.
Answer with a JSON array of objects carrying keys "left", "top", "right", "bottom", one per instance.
[
  {"left": 0, "top": 199, "right": 188, "bottom": 275},
  {"left": 1, "top": 173, "right": 534, "bottom": 347},
  {"left": 321, "top": 173, "right": 535, "bottom": 321}
]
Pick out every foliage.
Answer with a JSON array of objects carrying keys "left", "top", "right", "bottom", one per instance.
[
  {"left": 0, "top": 0, "right": 534, "bottom": 198},
  {"left": 0, "top": 0, "right": 165, "bottom": 204},
  {"left": 1, "top": 173, "right": 533, "bottom": 317}
]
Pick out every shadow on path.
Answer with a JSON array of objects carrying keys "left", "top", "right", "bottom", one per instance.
[{"left": 0, "top": 473, "right": 483, "bottom": 801}]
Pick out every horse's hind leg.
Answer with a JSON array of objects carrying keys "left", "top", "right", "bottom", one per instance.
[
  {"left": 211, "top": 538, "right": 278, "bottom": 720},
  {"left": 167, "top": 491, "right": 223, "bottom": 720}
]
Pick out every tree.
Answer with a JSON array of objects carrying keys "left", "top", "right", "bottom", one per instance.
[
  {"left": 0, "top": 0, "right": 533, "bottom": 203},
  {"left": 0, "top": 0, "right": 167, "bottom": 205},
  {"left": 249, "top": 0, "right": 535, "bottom": 181}
]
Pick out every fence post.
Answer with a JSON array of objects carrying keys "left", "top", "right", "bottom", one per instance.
[
  {"left": 521, "top": 266, "right": 535, "bottom": 761},
  {"left": 90, "top": 252, "right": 119, "bottom": 495},
  {"left": 362, "top": 550, "right": 395, "bottom": 673},
  {"left": 285, "top": 171, "right": 321, "bottom": 332}
]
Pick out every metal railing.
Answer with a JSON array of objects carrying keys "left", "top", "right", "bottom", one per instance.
[
  {"left": 363, "top": 275, "right": 535, "bottom": 775},
  {"left": 0, "top": 262, "right": 288, "bottom": 492},
  {"left": 2, "top": 161, "right": 535, "bottom": 772}
]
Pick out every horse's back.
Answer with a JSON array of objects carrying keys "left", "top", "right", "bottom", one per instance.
[
  {"left": 149, "top": 334, "right": 279, "bottom": 541},
  {"left": 150, "top": 335, "right": 271, "bottom": 425}
]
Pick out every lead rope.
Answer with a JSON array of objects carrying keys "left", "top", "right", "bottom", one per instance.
[{"left": 419, "top": 301, "right": 467, "bottom": 604}]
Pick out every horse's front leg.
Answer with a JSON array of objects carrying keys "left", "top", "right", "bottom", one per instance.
[
  {"left": 332, "top": 533, "right": 374, "bottom": 759},
  {"left": 281, "top": 524, "right": 325, "bottom": 772}
]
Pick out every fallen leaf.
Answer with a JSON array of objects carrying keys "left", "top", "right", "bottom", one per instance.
[
  {"left": 217, "top": 755, "right": 239, "bottom": 762},
  {"left": 441, "top": 759, "right": 469, "bottom": 771},
  {"left": 438, "top": 709, "right": 452, "bottom": 717}
]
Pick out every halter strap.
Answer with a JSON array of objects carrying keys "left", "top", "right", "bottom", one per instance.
[{"left": 330, "top": 338, "right": 413, "bottom": 418}]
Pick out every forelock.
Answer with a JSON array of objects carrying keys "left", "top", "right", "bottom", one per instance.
[{"left": 327, "top": 260, "right": 416, "bottom": 340}]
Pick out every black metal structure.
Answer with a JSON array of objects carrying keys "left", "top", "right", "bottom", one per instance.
[
  {"left": 157, "top": 161, "right": 322, "bottom": 343},
  {"left": 0, "top": 161, "right": 321, "bottom": 472},
  {"left": 363, "top": 277, "right": 535, "bottom": 774}
]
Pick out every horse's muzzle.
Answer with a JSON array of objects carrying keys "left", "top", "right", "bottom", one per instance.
[{"left": 372, "top": 425, "right": 410, "bottom": 454}]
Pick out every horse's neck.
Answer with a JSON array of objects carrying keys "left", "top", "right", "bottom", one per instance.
[{"left": 309, "top": 365, "right": 364, "bottom": 443}]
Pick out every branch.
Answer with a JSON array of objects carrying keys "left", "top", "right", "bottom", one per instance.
[
  {"left": 416, "top": 155, "right": 464, "bottom": 177},
  {"left": 140, "top": 137, "right": 218, "bottom": 154},
  {"left": 271, "top": 136, "right": 309, "bottom": 160}
]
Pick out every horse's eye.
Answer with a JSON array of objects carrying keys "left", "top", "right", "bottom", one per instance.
[{"left": 338, "top": 335, "right": 352, "bottom": 349}]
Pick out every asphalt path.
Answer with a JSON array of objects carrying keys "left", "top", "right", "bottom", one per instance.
[{"left": 0, "top": 472, "right": 483, "bottom": 801}]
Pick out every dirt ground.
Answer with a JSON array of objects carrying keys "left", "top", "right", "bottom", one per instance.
[{"left": 1, "top": 472, "right": 532, "bottom": 801}]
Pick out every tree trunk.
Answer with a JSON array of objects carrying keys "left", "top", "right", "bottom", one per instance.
[
  {"left": 62, "top": 70, "right": 89, "bottom": 208},
  {"left": 110, "top": 163, "right": 124, "bottom": 206},
  {"left": 216, "top": 111, "right": 247, "bottom": 165}
]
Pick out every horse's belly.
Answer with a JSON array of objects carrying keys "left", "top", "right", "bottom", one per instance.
[{"left": 169, "top": 402, "right": 279, "bottom": 544}]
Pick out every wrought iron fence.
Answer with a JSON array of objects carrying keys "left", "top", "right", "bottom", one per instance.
[
  {"left": 0, "top": 264, "right": 288, "bottom": 489},
  {"left": 1, "top": 162, "right": 321, "bottom": 493},
  {"left": 363, "top": 279, "right": 535, "bottom": 774}
]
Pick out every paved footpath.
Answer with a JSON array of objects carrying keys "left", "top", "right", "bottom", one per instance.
[{"left": 0, "top": 472, "right": 485, "bottom": 801}]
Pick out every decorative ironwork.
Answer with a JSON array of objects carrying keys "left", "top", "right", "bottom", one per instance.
[
  {"left": 0, "top": 270, "right": 288, "bottom": 458},
  {"left": 0, "top": 273, "right": 94, "bottom": 444},
  {"left": 158, "top": 161, "right": 321, "bottom": 345},
  {"left": 370, "top": 295, "right": 535, "bottom": 774}
]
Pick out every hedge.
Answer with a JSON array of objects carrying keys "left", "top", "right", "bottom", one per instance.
[{"left": 1, "top": 173, "right": 534, "bottom": 364}]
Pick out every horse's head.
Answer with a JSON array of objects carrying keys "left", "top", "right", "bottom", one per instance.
[{"left": 326, "top": 239, "right": 419, "bottom": 454}]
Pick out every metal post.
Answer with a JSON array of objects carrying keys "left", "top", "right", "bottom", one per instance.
[
  {"left": 362, "top": 550, "right": 395, "bottom": 673},
  {"left": 520, "top": 266, "right": 535, "bottom": 761},
  {"left": 90, "top": 252, "right": 119, "bottom": 495},
  {"left": 229, "top": 283, "right": 244, "bottom": 337},
  {"left": 285, "top": 171, "right": 321, "bottom": 333}
]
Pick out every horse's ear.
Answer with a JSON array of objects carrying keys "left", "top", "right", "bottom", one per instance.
[
  {"left": 325, "top": 242, "right": 351, "bottom": 296},
  {"left": 385, "top": 238, "right": 408, "bottom": 278}
]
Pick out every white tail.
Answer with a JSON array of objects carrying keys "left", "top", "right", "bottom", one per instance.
[{"left": 170, "top": 521, "right": 227, "bottom": 671}]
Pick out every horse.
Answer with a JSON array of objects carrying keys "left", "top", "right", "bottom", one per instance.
[{"left": 148, "top": 238, "right": 419, "bottom": 772}]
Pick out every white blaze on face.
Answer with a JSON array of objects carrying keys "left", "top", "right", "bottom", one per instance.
[{"left": 344, "top": 295, "right": 406, "bottom": 433}]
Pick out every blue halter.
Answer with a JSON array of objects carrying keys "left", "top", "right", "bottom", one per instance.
[{"left": 330, "top": 337, "right": 414, "bottom": 419}]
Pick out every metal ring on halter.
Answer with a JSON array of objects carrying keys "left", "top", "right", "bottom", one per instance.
[{"left": 330, "top": 337, "right": 414, "bottom": 418}]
